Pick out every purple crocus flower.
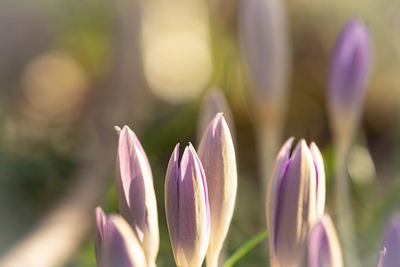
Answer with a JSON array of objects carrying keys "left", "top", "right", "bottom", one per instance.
[
  {"left": 308, "top": 214, "right": 343, "bottom": 267},
  {"left": 328, "top": 18, "right": 372, "bottom": 136},
  {"left": 266, "top": 138, "right": 326, "bottom": 266},
  {"left": 95, "top": 207, "right": 147, "bottom": 267},
  {"left": 165, "top": 143, "right": 210, "bottom": 267},
  {"left": 198, "top": 113, "right": 237, "bottom": 267},
  {"left": 115, "top": 126, "right": 159, "bottom": 266},
  {"left": 378, "top": 213, "right": 400, "bottom": 267}
]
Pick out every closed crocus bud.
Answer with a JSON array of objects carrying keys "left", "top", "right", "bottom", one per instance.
[
  {"left": 378, "top": 213, "right": 400, "bottom": 267},
  {"left": 267, "top": 138, "right": 326, "bottom": 266},
  {"left": 238, "top": 0, "right": 290, "bottom": 112},
  {"left": 198, "top": 113, "right": 237, "bottom": 267},
  {"left": 308, "top": 214, "right": 343, "bottom": 267},
  {"left": 95, "top": 207, "right": 147, "bottom": 267},
  {"left": 165, "top": 144, "right": 210, "bottom": 267},
  {"left": 328, "top": 18, "right": 372, "bottom": 141},
  {"left": 115, "top": 126, "right": 159, "bottom": 266}
]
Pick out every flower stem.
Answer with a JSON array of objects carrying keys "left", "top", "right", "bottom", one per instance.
[{"left": 334, "top": 142, "right": 360, "bottom": 267}]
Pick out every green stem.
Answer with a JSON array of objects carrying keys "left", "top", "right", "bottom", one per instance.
[
  {"left": 223, "top": 229, "right": 268, "bottom": 267},
  {"left": 334, "top": 141, "right": 360, "bottom": 267}
]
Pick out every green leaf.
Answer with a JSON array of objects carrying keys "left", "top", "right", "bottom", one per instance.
[{"left": 223, "top": 229, "right": 268, "bottom": 267}]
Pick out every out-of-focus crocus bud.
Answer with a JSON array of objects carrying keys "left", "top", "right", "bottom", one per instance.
[
  {"left": 115, "top": 126, "right": 159, "bottom": 266},
  {"left": 328, "top": 18, "right": 372, "bottom": 144},
  {"left": 307, "top": 214, "right": 343, "bottom": 267},
  {"left": 196, "top": 89, "right": 235, "bottom": 145},
  {"left": 198, "top": 113, "right": 237, "bottom": 267},
  {"left": 378, "top": 213, "right": 400, "bottom": 267},
  {"left": 267, "top": 138, "right": 326, "bottom": 266},
  {"left": 239, "top": 0, "right": 291, "bottom": 195},
  {"left": 238, "top": 0, "right": 290, "bottom": 115},
  {"left": 95, "top": 207, "right": 147, "bottom": 267},
  {"left": 165, "top": 144, "right": 210, "bottom": 267}
]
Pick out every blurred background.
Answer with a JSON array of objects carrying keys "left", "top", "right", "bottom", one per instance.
[{"left": 0, "top": 0, "right": 399, "bottom": 266}]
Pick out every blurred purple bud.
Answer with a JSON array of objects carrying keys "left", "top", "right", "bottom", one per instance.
[
  {"left": 328, "top": 18, "right": 372, "bottom": 135},
  {"left": 198, "top": 113, "right": 237, "bottom": 266},
  {"left": 267, "top": 138, "right": 325, "bottom": 266},
  {"left": 94, "top": 207, "right": 147, "bottom": 267},
  {"left": 196, "top": 89, "right": 235, "bottom": 145},
  {"left": 115, "top": 126, "right": 159, "bottom": 266},
  {"left": 165, "top": 144, "right": 210, "bottom": 267},
  {"left": 378, "top": 213, "right": 400, "bottom": 267},
  {"left": 238, "top": 0, "right": 290, "bottom": 107},
  {"left": 308, "top": 214, "right": 343, "bottom": 267}
]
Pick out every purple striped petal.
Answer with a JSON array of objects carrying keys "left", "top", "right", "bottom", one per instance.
[
  {"left": 94, "top": 210, "right": 147, "bottom": 267},
  {"left": 267, "top": 137, "right": 294, "bottom": 257},
  {"left": 165, "top": 144, "right": 181, "bottom": 258},
  {"left": 115, "top": 125, "right": 159, "bottom": 265},
  {"left": 308, "top": 215, "right": 343, "bottom": 267},
  {"left": 165, "top": 143, "right": 210, "bottom": 267}
]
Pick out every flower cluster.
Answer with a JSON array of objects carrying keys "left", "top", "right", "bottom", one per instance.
[{"left": 95, "top": 113, "right": 237, "bottom": 267}]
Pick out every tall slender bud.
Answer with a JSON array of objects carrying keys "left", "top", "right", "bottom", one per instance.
[
  {"left": 115, "top": 126, "right": 159, "bottom": 266},
  {"left": 165, "top": 144, "right": 210, "bottom": 267},
  {"left": 307, "top": 214, "right": 343, "bottom": 267},
  {"left": 95, "top": 207, "right": 147, "bottom": 267},
  {"left": 378, "top": 213, "right": 400, "bottom": 267},
  {"left": 328, "top": 18, "right": 372, "bottom": 143},
  {"left": 266, "top": 138, "right": 326, "bottom": 266},
  {"left": 198, "top": 113, "right": 237, "bottom": 267},
  {"left": 238, "top": 0, "right": 290, "bottom": 113}
]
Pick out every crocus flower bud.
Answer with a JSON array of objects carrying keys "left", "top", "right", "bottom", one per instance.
[
  {"left": 378, "top": 213, "right": 400, "bottom": 267},
  {"left": 238, "top": 0, "right": 290, "bottom": 111},
  {"left": 307, "top": 214, "right": 343, "bottom": 267},
  {"left": 165, "top": 143, "right": 210, "bottom": 267},
  {"left": 95, "top": 207, "right": 147, "bottom": 267},
  {"left": 266, "top": 138, "right": 326, "bottom": 266},
  {"left": 115, "top": 126, "right": 159, "bottom": 266},
  {"left": 328, "top": 18, "right": 372, "bottom": 141},
  {"left": 198, "top": 113, "right": 237, "bottom": 267}
]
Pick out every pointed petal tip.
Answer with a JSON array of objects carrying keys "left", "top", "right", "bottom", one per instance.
[
  {"left": 120, "top": 125, "right": 131, "bottom": 133},
  {"left": 309, "top": 142, "right": 322, "bottom": 158},
  {"left": 168, "top": 143, "right": 181, "bottom": 174},
  {"left": 296, "top": 139, "right": 310, "bottom": 155},
  {"left": 118, "top": 125, "right": 131, "bottom": 142},
  {"left": 215, "top": 112, "right": 224, "bottom": 119},
  {"left": 114, "top": 126, "right": 122, "bottom": 134},
  {"left": 172, "top": 143, "right": 180, "bottom": 159},
  {"left": 213, "top": 112, "right": 227, "bottom": 127},
  {"left": 291, "top": 138, "right": 304, "bottom": 157},
  {"left": 276, "top": 137, "right": 295, "bottom": 160},
  {"left": 187, "top": 143, "right": 201, "bottom": 161}
]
